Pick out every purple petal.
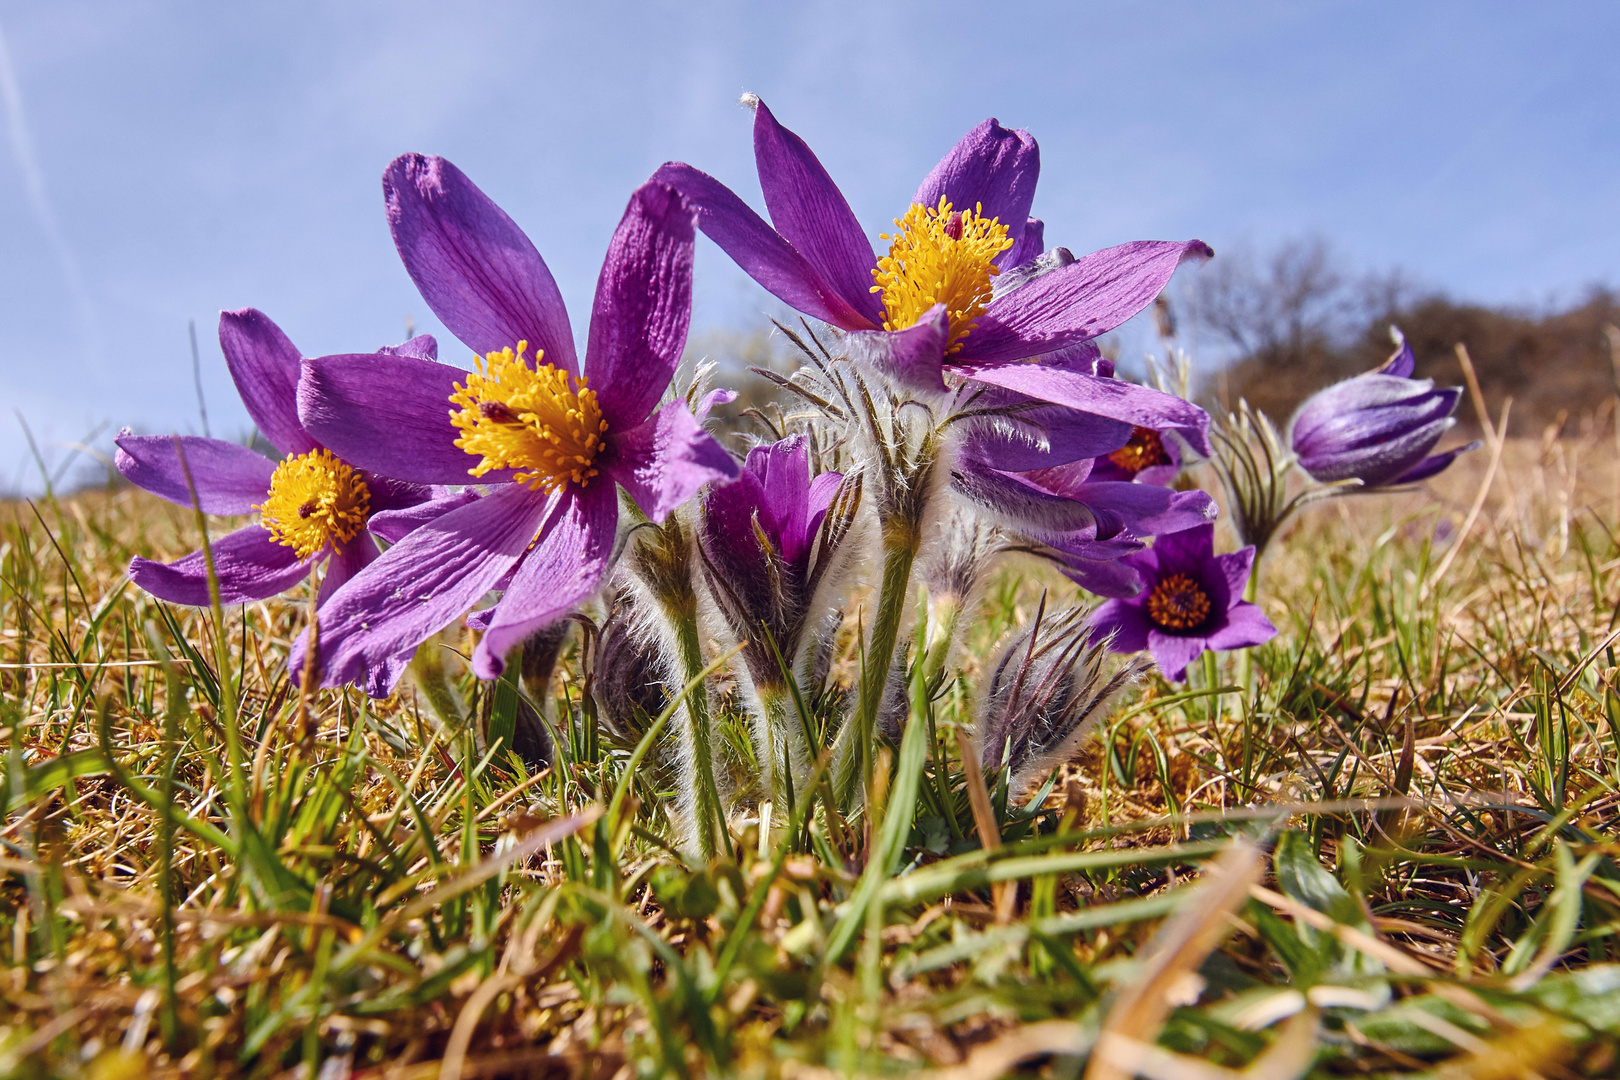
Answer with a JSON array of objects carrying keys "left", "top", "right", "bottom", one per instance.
[
  {"left": 751, "top": 100, "right": 884, "bottom": 326},
  {"left": 1379, "top": 337, "right": 1416, "bottom": 378},
  {"left": 1393, "top": 441, "right": 1480, "bottom": 484},
  {"left": 317, "top": 533, "right": 380, "bottom": 607},
  {"left": 962, "top": 394, "right": 1133, "bottom": 471},
  {"left": 746, "top": 435, "right": 838, "bottom": 567},
  {"left": 1003, "top": 218, "right": 1045, "bottom": 269},
  {"left": 1090, "top": 598, "right": 1152, "bottom": 651},
  {"left": 952, "top": 459, "right": 1106, "bottom": 534},
  {"left": 298, "top": 354, "right": 506, "bottom": 486},
  {"left": 748, "top": 439, "right": 813, "bottom": 554},
  {"left": 1147, "top": 631, "right": 1208, "bottom": 683},
  {"left": 914, "top": 119, "right": 1039, "bottom": 263},
  {"left": 1055, "top": 483, "right": 1216, "bottom": 538},
  {"left": 584, "top": 182, "right": 696, "bottom": 431},
  {"left": 964, "top": 240, "right": 1213, "bottom": 364},
  {"left": 807, "top": 469, "right": 842, "bottom": 524},
  {"left": 956, "top": 366, "right": 1212, "bottom": 456},
  {"left": 845, "top": 305, "right": 950, "bottom": 392},
  {"left": 1147, "top": 523, "right": 1216, "bottom": 573},
  {"left": 384, "top": 154, "right": 577, "bottom": 374},
  {"left": 1206, "top": 602, "right": 1278, "bottom": 652},
  {"left": 1293, "top": 378, "right": 1457, "bottom": 452},
  {"left": 294, "top": 484, "right": 550, "bottom": 691},
  {"left": 368, "top": 489, "right": 480, "bottom": 544},
  {"left": 473, "top": 482, "right": 618, "bottom": 679},
  {"left": 115, "top": 434, "right": 274, "bottom": 515},
  {"left": 703, "top": 466, "right": 767, "bottom": 568},
  {"left": 380, "top": 334, "right": 439, "bottom": 361},
  {"left": 1058, "top": 549, "right": 1148, "bottom": 598},
  {"left": 695, "top": 387, "right": 738, "bottom": 421},
  {"left": 1043, "top": 479, "right": 1214, "bottom": 539},
  {"left": 602, "top": 399, "right": 739, "bottom": 523},
  {"left": 128, "top": 524, "right": 316, "bottom": 606},
  {"left": 218, "top": 309, "right": 316, "bottom": 455},
  {"left": 651, "top": 162, "right": 876, "bottom": 330},
  {"left": 1212, "top": 547, "right": 1257, "bottom": 603},
  {"left": 364, "top": 475, "right": 437, "bottom": 515}
]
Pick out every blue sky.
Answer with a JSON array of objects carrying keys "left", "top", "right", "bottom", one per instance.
[{"left": 2, "top": 1, "right": 1616, "bottom": 492}]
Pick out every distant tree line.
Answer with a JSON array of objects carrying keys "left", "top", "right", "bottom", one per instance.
[{"left": 1181, "top": 237, "right": 1619, "bottom": 434}]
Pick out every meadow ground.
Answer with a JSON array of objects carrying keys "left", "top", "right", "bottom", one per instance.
[{"left": 3, "top": 410, "right": 1620, "bottom": 1078}]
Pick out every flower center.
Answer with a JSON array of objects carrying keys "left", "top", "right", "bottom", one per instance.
[
  {"left": 1145, "top": 572, "right": 1211, "bottom": 632},
  {"left": 448, "top": 342, "right": 608, "bottom": 494},
  {"left": 870, "top": 196, "right": 1012, "bottom": 353},
  {"left": 257, "top": 449, "right": 371, "bottom": 559},
  {"left": 1107, "top": 427, "right": 1172, "bottom": 475}
]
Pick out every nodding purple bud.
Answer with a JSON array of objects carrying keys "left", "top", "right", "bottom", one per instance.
[
  {"left": 1290, "top": 333, "right": 1470, "bottom": 488},
  {"left": 479, "top": 400, "right": 519, "bottom": 424},
  {"left": 944, "top": 212, "right": 966, "bottom": 241}
]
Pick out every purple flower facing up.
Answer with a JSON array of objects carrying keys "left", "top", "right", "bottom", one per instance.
[
  {"left": 1291, "top": 336, "right": 1475, "bottom": 488},
  {"left": 293, "top": 158, "right": 737, "bottom": 687},
  {"left": 653, "top": 98, "right": 1212, "bottom": 452},
  {"left": 115, "top": 309, "right": 446, "bottom": 695},
  {"left": 1089, "top": 524, "right": 1276, "bottom": 682}
]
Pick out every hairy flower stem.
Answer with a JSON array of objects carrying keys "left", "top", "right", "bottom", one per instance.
[
  {"left": 668, "top": 602, "right": 726, "bottom": 862},
  {"left": 753, "top": 682, "right": 806, "bottom": 828},
  {"left": 836, "top": 527, "right": 919, "bottom": 808}
]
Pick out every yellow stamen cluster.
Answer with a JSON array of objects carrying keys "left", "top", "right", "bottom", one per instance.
[
  {"left": 1145, "top": 572, "right": 1212, "bottom": 632},
  {"left": 870, "top": 196, "right": 1013, "bottom": 353},
  {"left": 257, "top": 449, "right": 371, "bottom": 559},
  {"left": 1107, "top": 426, "right": 1172, "bottom": 475},
  {"left": 449, "top": 342, "right": 608, "bottom": 494}
]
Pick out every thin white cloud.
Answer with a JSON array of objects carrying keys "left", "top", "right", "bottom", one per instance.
[{"left": 0, "top": 14, "right": 97, "bottom": 358}]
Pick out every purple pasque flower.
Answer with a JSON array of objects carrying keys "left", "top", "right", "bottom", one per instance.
[
  {"left": 1089, "top": 524, "right": 1276, "bottom": 682},
  {"left": 699, "top": 434, "right": 846, "bottom": 686},
  {"left": 115, "top": 309, "right": 447, "bottom": 695},
  {"left": 1291, "top": 336, "right": 1475, "bottom": 488},
  {"left": 293, "top": 158, "right": 737, "bottom": 686},
  {"left": 652, "top": 97, "right": 1211, "bottom": 448},
  {"left": 949, "top": 379, "right": 1217, "bottom": 598}
]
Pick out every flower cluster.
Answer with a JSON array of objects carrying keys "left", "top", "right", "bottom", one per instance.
[{"left": 116, "top": 98, "right": 1473, "bottom": 832}]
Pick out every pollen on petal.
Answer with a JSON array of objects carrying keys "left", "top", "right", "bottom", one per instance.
[{"left": 448, "top": 343, "right": 609, "bottom": 494}]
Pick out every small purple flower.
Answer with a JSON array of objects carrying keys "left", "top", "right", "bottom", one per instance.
[
  {"left": 293, "top": 159, "right": 737, "bottom": 686},
  {"left": 115, "top": 309, "right": 449, "bottom": 696},
  {"left": 699, "top": 434, "right": 846, "bottom": 686},
  {"left": 1291, "top": 336, "right": 1475, "bottom": 488},
  {"left": 653, "top": 98, "right": 1212, "bottom": 451},
  {"left": 1089, "top": 524, "right": 1276, "bottom": 682}
]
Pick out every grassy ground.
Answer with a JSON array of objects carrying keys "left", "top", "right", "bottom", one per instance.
[{"left": 3, "top": 414, "right": 1619, "bottom": 1078}]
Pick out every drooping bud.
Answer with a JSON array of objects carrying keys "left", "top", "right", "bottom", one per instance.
[{"left": 1290, "top": 332, "right": 1476, "bottom": 488}]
